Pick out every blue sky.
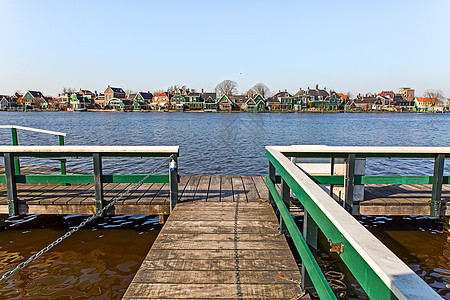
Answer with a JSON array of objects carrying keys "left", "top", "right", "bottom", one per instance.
[{"left": 0, "top": 0, "right": 449, "bottom": 97}]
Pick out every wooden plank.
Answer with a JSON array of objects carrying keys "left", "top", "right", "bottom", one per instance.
[
  {"left": 139, "top": 182, "right": 164, "bottom": 204},
  {"left": 253, "top": 175, "right": 269, "bottom": 200},
  {"left": 179, "top": 175, "right": 200, "bottom": 203},
  {"left": 152, "top": 182, "right": 169, "bottom": 205},
  {"left": 51, "top": 183, "right": 96, "bottom": 205},
  {"left": 131, "top": 270, "right": 301, "bottom": 284},
  {"left": 120, "top": 183, "right": 154, "bottom": 205},
  {"left": 153, "top": 233, "right": 285, "bottom": 242},
  {"left": 241, "top": 176, "right": 260, "bottom": 202},
  {"left": 144, "top": 250, "right": 294, "bottom": 263},
  {"left": 176, "top": 175, "right": 191, "bottom": 201},
  {"left": 123, "top": 283, "right": 303, "bottom": 299},
  {"left": 193, "top": 175, "right": 210, "bottom": 202},
  {"left": 220, "top": 175, "right": 234, "bottom": 202},
  {"left": 207, "top": 175, "right": 221, "bottom": 202},
  {"left": 232, "top": 176, "right": 247, "bottom": 202}
]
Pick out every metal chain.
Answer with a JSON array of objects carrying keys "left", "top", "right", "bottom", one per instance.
[{"left": 0, "top": 155, "right": 174, "bottom": 283}]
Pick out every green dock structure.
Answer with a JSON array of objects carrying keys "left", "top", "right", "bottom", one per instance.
[{"left": 0, "top": 144, "right": 448, "bottom": 299}]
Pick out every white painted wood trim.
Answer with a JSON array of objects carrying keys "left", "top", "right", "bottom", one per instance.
[
  {"left": 0, "top": 145, "right": 179, "bottom": 154},
  {"left": 0, "top": 125, "right": 67, "bottom": 136},
  {"left": 266, "top": 146, "right": 441, "bottom": 299},
  {"left": 270, "top": 145, "right": 450, "bottom": 155}
]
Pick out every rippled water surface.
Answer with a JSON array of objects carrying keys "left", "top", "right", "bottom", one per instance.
[{"left": 0, "top": 112, "right": 449, "bottom": 298}]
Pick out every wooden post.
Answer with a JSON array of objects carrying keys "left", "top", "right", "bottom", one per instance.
[
  {"left": 330, "top": 157, "right": 335, "bottom": 197},
  {"left": 345, "top": 154, "right": 356, "bottom": 212},
  {"left": 59, "top": 135, "right": 67, "bottom": 186},
  {"left": 268, "top": 162, "right": 276, "bottom": 205},
  {"left": 301, "top": 211, "right": 318, "bottom": 291},
  {"left": 169, "top": 155, "right": 178, "bottom": 212},
  {"left": 431, "top": 154, "right": 444, "bottom": 217},
  {"left": 93, "top": 153, "right": 105, "bottom": 215},
  {"left": 11, "top": 127, "right": 20, "bottom": 175},
  {"left": 280, "top": 178, "right": 290, "bottom": 234},
  {"left": 4, "top": 152, "right": 18, "bottom": 216}
]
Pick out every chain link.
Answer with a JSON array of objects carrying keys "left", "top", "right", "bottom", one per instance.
[{"left": 0, "top": 155, "right": 174, "bottom": 283}]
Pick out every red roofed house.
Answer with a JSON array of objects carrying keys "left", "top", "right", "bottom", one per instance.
[
  {"left": 415, "top": 97, "right": 443, "bottom": 112},
  {"left": 151, "top": 92, "right": 171, "bottom": 110}
]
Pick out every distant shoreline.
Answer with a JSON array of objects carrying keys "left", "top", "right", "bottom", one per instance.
[{"left": 0, "top": 109, "right": 444, "bottom": 114}]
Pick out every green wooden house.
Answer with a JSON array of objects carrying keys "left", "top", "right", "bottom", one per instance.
[
  {"left": 171, "top": 90, "right": 186, "bottom": 111},
  {"left": 23, "top": 90, "right": 45, "bottom": 108},
  {"left": 254, "top": 94, "right": 266, "bottom": 111},
  {"left": 243, "top": 97, "right": 257, "bottom": 111},
  {"left": 217, "top": 95, "right": 236, "bottom": 111},
  {"left": 202, "top": 93, "right": 217, "bottom": 111},
  {"left": 184, "top": 93, "right": 202, "bottom": 110}
]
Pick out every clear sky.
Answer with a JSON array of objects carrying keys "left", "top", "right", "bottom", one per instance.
[{"left": 0, "top": 0, "right": 449, "bottom": 97}]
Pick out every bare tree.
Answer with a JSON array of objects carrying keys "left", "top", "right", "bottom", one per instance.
[
  {"left": 345, "top": 91, "right": 353, "bottom": 102},
  {"left": 125, "top": 89, "right": 136, "bottom": 97},
  {"left": 167, "top": 85, "right": 177, "bottom": 95},
  {"left": 424, "top": 89, "right": 445, "bottom": 105},
  {"left": 215, "top": 80, "right": 238, "bottom": 97},
  {"left": 246, "top": 89, "right": 256, "bottom": 99},
  {"left": 62, "top": 87, "right": 76, "bottom": 94},
  {"left": 153, "top": 89, "right": 165, "bottom": 95},
  {"left": 249, "top": 83, "right": 270, "bottom": 98}
]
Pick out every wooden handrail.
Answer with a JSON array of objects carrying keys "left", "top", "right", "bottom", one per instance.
[
  {"left": 271, "top": 145, "right": 450, "bottom": 157},
  {"left": 0, "top": 125, "right": 66, "bottom": 136},
  {"left": 0, "top": 145, "right": 179, "bottom": 156}
]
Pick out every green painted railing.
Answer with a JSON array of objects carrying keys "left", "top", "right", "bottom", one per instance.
[
  {"left": 1, "top": 146, "right": 179, "bottom": 216},
  {"left": 277, "top": 145, "right": 449, "bottom": 217},
  {"left": 266, "top": 145, "right": 443, "bottom": 300}
]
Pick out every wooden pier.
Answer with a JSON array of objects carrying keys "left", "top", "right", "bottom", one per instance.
[
  {"left": 0, "top": 169, "right": 448, "bottom": 216},
  {"left": 0, "top": 130, "right": 446, "bottom": 298},
  {"left": 122, "top": 201, "right": 305, "bottom": 299}
]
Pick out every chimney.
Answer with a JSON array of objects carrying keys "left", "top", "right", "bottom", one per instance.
[
  {"left": 202, "top": 88, "right": 204, "bottom": 93},
  {"left": 284, "top": 89, "right": 287, "bottom": 92},
  {"left": 279, "top": 90, "right": 281, "bottom": 93},
  {"left": 315, "top": 84, "right": 318, "bottom": 90}
]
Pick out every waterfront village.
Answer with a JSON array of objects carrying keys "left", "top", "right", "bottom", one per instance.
[{"left": 0, "top": 83, "right": 449, "bottom": 113}]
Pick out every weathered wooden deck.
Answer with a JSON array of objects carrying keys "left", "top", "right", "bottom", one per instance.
[
  {"left": 355, "top": 184, "right": 450, "bottom": 215},
  {"left": 122, "top": 201, "right": 305, "bottom": 299},
  {"left": 0, "top": 166, "right": 449, "bottom": 216}
]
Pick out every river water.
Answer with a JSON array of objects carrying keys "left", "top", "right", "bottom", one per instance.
[{"left": 0, "top": 112, "right": 449, "bottom": 299}]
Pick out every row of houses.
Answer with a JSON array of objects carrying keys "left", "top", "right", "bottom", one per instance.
[{"left": 1, "top": 86, "right": 448, "bottom": 112}]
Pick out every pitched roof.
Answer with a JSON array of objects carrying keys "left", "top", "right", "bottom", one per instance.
[
  {"left": 416, "top": 97, "right": 438, "bottom": 103},
  {"left": 139, "top": 92, "right": 153, "bottom": 99},
  {"left": 229, "top": 95, "right": 248, "bottom": 103},
  {"left": 293, "top": 90, "right": 307, "bottom": 97},
  {"left": 273, "top": 91, "right": 292, "bottom": 98},
  {"left": 337, "top": 93, "right": 348, "bottom": 100},
  {"left": 307, "top": 88, "right": 329, "bottom": 99},
  {"left": 110, "top": 87, "right": 124, "bottom": 93},
  {"left": 154, "top": 92, "right": 168, "bottom": 98},
  {"left": 28, "top": 90, "right": 44, "bottom": 98},
  {"left": 201, "top": 92, "right": 216, "bottom": 100}
]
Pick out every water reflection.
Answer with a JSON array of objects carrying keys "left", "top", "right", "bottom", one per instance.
[{"left": 0, "top": 215, "right": 161, "bottom": 299}]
